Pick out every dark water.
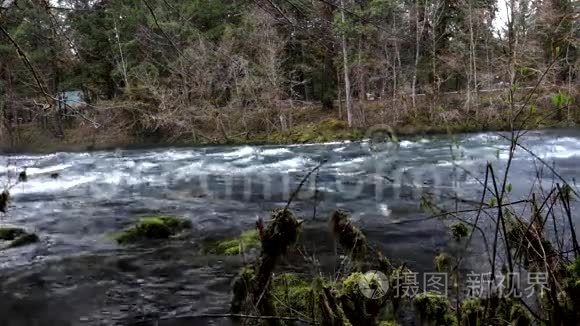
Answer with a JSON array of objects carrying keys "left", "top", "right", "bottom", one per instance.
[{"left": 1, "top": 129, "right": 579, "bottom": 325}]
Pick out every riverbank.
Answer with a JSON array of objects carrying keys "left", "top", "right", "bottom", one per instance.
[{"left": 1, "top": 95, "right": 578, "bottom": 154}]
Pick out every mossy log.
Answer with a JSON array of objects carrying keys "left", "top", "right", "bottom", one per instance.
[
  {"left": 319, "top": 285, "right": 352, "bottom": 326},
  {"left": 329, "top": 210, "right": 399, "bottom": 325},
  {"left": 230, "top": 209, "right": 404, "bottom": 326},
  {"left": 230, "top": 208, "right": 303, "bottom": 325},
  {"left": 330, "top": 209, "right": 367, "bottom": 262}
]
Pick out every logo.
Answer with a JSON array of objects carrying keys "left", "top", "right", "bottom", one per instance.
[{"left": 358, "top": 270, "right": 389, "bottom": 299}]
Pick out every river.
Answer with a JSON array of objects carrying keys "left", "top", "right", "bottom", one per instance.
[{"left": 1, "top": 129, "right": 579, "bottom": 325}]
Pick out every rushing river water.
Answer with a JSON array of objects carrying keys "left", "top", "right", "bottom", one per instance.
[{"left": 1, "top": 129, "right": 579, "bottom": 325}]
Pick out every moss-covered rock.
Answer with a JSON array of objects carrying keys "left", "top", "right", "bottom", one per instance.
[
  {"left": 0, "top": 226, "right": 39, "bottom": 248},
  {"left": 0, "top": 227, "right": 26, "bottom": 240},
  {"left": 115, "top": 215, "right": 191, "bottom": 244},
  {"left": 207, "top": 230, "right": 261, "bottom": 255},
  {"left": 413, "top": 292, "right": 457, "bottom": 326},
  {"left": 8, "top": 233, "right": 39, "bottom": 248}
]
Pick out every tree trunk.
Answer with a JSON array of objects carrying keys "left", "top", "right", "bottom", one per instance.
[
  {"left": 411, "top": 0, "right": 426, "bottom": 117},
  {"left": 337, "top": 69, "right": 343, "bottom": 120},
  {"left": 340, "top": 0, "right": 353, "bottom": 128}
]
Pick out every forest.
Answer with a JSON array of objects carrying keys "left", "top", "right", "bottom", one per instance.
[{"left": 0, "top": 0, "right": 577, "bottom": 150}]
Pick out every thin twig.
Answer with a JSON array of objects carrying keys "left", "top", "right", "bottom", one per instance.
[
  {"left": 496, "top": 134, "right": 579, "bottom": 199},
  {"left": 285, "top": 160, "right": 327, "bottom": 211},
  {"left": 142, "top": 0, "right": 182, "bottom": 56},
  {"left": 453, "top": 165, "right": 491, "bottom": 271},
  {"left": 556, "top": 183, "right": 579, "bottom": 258},
  {"left": 0, "top": 23, "right": 51, "bottom": 104}
]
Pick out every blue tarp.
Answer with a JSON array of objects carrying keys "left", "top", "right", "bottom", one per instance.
[{"left": 61, "top": 90, "right": 85, "bottom": 107}]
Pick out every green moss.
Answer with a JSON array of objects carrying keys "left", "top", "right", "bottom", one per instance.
[
  {"left": 207, "top": 229, "right": 260, "bottom": 255},
  {"left": 508, "top": 303, "right": 532, "bottom": 325},
  {"left": 271, "top": 273, "right": 314, "bottom": 313},
  {"left": 434, "top": 253, "right": 451, "bottom": 272},
  {"left": 493, "top": 299, "right": 533, "bottom": 326},
  {"left": 461, "top": 299, "right": 484, "bottom": 325},
  {"left": 566, "top": 260, "right": 580, "bottom": 277},
  {"left": 115, "top": 215, "right": 191, "bottom": 244},
  {"left": 414, "top": 292, "right": 457, "bottom": 326},
  {"left": 231, "top": 266, "right": 255, "bottom": 313},
  {"left": 341, "top": 272, "right": 365, "bottom": 296},
  {"left": 338, "top": 271, "right": 392, "bottom": 325},
  {"left": 320, "top": 118, "right": 347, "bottom": 130},
  {"left": 0, "top": 226, "right": 39, "bottom": 248},
  {"left": 8, "top": 233, "right": 39, "bottom": 248},
  {"left": 450, "top": 222, "right": 469, "bottom": 241},
  {"left": 0, "top": 227, "right": 26, "bottom": 240},
  {"left": 229, "top": 209, "right": 303, "bottom": 320},
  {"left": 378, "top": 321, "right": 399, "bottom": 326},
  {"left": 563, "top": 260, "right": 580, "bottom": 313},
  {"left": 340, "top": 271, "right": 387, "bottom": 299},
  {"left": 266, "top": 118, "right": 364, "bottom": 144}
]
